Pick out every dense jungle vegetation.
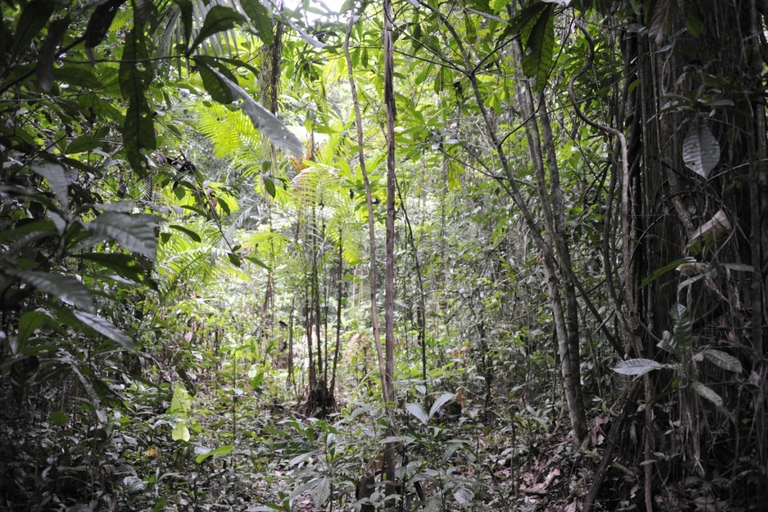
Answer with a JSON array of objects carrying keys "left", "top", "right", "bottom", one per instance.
[{"left": 1, "top": 0, "right": 768, "bottom": 510}]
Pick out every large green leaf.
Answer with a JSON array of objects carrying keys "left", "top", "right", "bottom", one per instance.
[
  {"left": 240, "top": 0, "right": 274, "bottom": 45},
  {"left": 613, "top": 358, "right": 663, "bottom": 377},
  {"left": 195, "top": 61, "right": 303, "bottom": 157},
  {"left": 85, "top": 0, "right": 127, "bottom": 49},
  {"left": 84, "top": 212, "right": 162, "bottom": 260},
  {"left": 195, "top": 443, "right": 234, "bottom": 463},
  {"left": 31, "top": 163, "right": 69, "bottom": 210},
  {"left": 187, "top": 6, "right": 246, "bottom": 56},
  {"left": 692, "top": 381, "right": 722, "bottom": 407},
  {"left": 12, "top": 0, "right": 55, "bottom": 59},
  {"left": 702, "top": 349, "right": 742, "bottom": 374},
  {"left": 406, "top": 402, "right": 429, "bottom": 425},
  {"left": 76, "top": 252, "right": 145, "bottom": 282},
  {"left": 17, "top": 310, "right": 56, "bottom": 347},
  {"left": 73, "top": 311, "right": 136, "bottom": 352},
  {"left": 120, "top": 21, "right": 156, "bottom": 175},
  {"left": 37, "top": 16, "right": 70, "bottom": 93},
  {"left": 522, "top": 4, "right": 554, "bottom": 90},
  {"left": 670, "top": 304, "right": 692, "bottom": 350},
  {"left": 682, "top": 116, "right": 720, "bottom": 179},
  {"left": 7, "top": 269, "right": 94, "bottom": 312},
  {"left": 429, "top": 392, "right": 455, "bottom": 419}
]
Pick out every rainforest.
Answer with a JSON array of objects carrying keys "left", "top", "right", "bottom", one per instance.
[{"left": 1, "top": 0, "right": 767, "bottom": 510}]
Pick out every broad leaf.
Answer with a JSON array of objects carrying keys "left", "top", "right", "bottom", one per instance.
[
  {"left": 17, "top": 310, "right": 55, "bottom": 347},
  {"left": 692, "top": 381, "right": 723, "bottom": 407},
  {"left": 37, "top": 16, "right": 70, "bottom": 93},
  {"left": 195, "top": 443, "right": 233, "bottom": 463},
  {"left": 8, "top": 269, "right": 93, "bottom": 312},
  {"left": 406, "top": 402, "right": 429, "bottom": 425},
  {"left": 702, "top": 349, "right": 742, "bottom": 373},
  {"left": 76, "top": 253, "right": 145, "bottom": 283},
  {"left": 240, "top": 0, "right": 274, "bottom": 45},
  {"left": 168, "top": 224, "right": 202, "bottom": 243},
  {"left": 67, "top": 362, "right": 108, "bottom": 423},
  {"left": 613, "top": 358, "right": 663, "bottom": 377},
  {"left": 683, "top": 116, "right": 720, "bottom": 179},
  {"left": 73, "top": 311, "right": 136, "bottom": 352},
  {"left": 188, "top": 6, "right": 246, "bottom": 56},
  {"left": 12, "top": 0, "right": 55, "bottom": 59},
  {"left": 66, "top": 136, "right": 102, "bottom": 155},
  {"left": 454, "top": 487, "right": 474, "bottom": 505},
  {"left": 172, "top": 421, "right": 191, "bottom": 442},
  {"left": 31, "top": 163, "right": 69, "bottom": 210},
  {"left": 168, "top": 384, "right": 192, "bottom": 416},
  {"left": 640, "top": 258, "right": 694, "bottom": 289},
  {"left": 522, "top": 4, "right": 554, "bottom": 90},
  {"left": 120, "top": 25, "right": 156, "bottom": 175},
  {"left": 670, "top": 304, "right": 693, "bottom": 349},
  {"left": 196, "top": 62, "right": 303, "bottom": 157},
  {"left": 429, "top": 392, "right": 456, "bottom": 419},
  {"left": 84, "top": 212, "right": 162, "bottom": 260},
  {"left": 85, "top": 0, "right": 127, "bottom": 49},
  {"left": 657, "top": 330, "right": 679, "bottom": 356}
]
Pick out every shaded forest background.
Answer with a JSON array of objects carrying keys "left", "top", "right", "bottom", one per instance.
[{"left": 1, "top": 0, "right": 767, "bottom": 510}]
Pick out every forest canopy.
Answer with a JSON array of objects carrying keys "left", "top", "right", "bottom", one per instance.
[{"left": 1, "top": 0, "right": 767, "bottom": 510}]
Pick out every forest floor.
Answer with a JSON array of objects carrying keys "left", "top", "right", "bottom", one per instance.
[{"left": 1, "top": 366, "right": 730, "bottom": 511}]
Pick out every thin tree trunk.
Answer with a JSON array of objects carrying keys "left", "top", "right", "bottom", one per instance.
[
  {"left": 330, "top": 229, "right": 343, "bottom": 395},
  {"left": 395, "top": 178, "right": 427, "bottom": 382},
  {"left": 343, "top": 15, "right": 388, "bottom": 400},
  {"left": 383, "top": 0, "right": 398, "bottom": 496}
]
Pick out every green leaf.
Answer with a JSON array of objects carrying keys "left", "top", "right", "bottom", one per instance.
[
  {"left": 37, "top": 16, "right": 70, "bottom": 93},
  {"left": 66, "top": 362, "right": 108, "bottom": 423},
  {"left": 85, "top": 0, "right": 126, "bottom": 49},
  {"left": 406, "top": 402, "right": 429, "bottom": 425},
  {"left": 657, "top": 330, "right": 679, "bottom": 356},
  {"left": 245, "top": 256, "right": 270, "bottom": 270},
  {"left": 670, "top": 304, "right": 693, "bottom": 349},
  {"left": 7, "top": 269, "right": 93, "bottom": 312},
  {"left": 240, "top": 0, "right": 274, "bottom": 44},
  {"left": 702, "top": 349, "right": 742, "bottom": 373},
  {"left": 264, "top": 177, "right": 277, "bottom": 198},
  {"left": 120, "top": 23, "right": 156, "bottom": 176},
  {"left": 168, "top": 384, "right": 192, "bottom": 417},
  {"left": 429, "top": 392, "right": 455, "bottom": 419},
  {"left": 194, "top": 61, "right": 303, "bottom": 157},
  {"left": 73, "top": 310, "right": 135, "bottom": 352},
  {"left": 195, "top": 56, "right": 236, "bottom": 103},
  {"left": 613, "top": 358, "right": 663, "bottom": 377},
  {"left": 195, "top": 443, "right": 234, "bottom": 463},
  {"left": 692, "top": 381, "right": 723, "bottom": 407},
  {"left": 454, "top": 487, "right": 474, "bottom": 506},
  {"left": 172, "top": 421, "right": 191, "bottom": 442},
  {"left": 172, "top": 0, "right": 193, "bottom": 47},
  {"left": 85, "top": 212, "right": 162, "bottom": 260},
  {"left": 379, "top": 435, "right": 416, "bottom": 444},
  {"left": 18, "top": 310, "right": 56, "bottom": 347},
  {"left": 682, "top": 116, "right": 720, "bottom": 179},
  {"left": 66, "top": 135, "right": 102, "bottom": 154},
  {"left": 522, "top": 4, "right": 554, "bottom": 90},
  {"left": 51, "top": 410, "right": 69, "bottom": 426},
  {"left": 188, "top": 6, "right": 246, "bottom": 56},
  {"left": 12, "top": 0, "right": 55, "bottom": 59},
  {"left": 76, "top": 253, "right": 145, "bottom": 283},
  {"left": 168, "top": 224, "right": 202, "bottom": 243},
  {"left": 31, "top": 163, "right": 69, "bottom": 210},
  {"left": 640, "top": 258, "right": 694, "bottom": 289},
  {"left": 721, "top": 263, "right": 754, "bottom": 272}
]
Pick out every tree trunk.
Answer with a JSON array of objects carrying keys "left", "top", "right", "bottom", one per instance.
[
  {"left": 617, "top": 0, "right": 768, "bottom": 496},
  {"left": 383, "top": 0, "right": 398, "bottom": 497}
]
